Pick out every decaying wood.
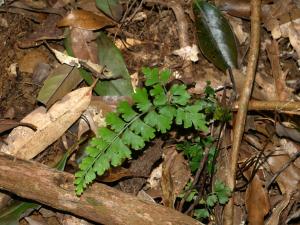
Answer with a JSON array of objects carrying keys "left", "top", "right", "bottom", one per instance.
[{"left": 0, "top": 153, "right": 202, "bottom": 225}]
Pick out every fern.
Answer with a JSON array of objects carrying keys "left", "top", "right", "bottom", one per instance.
[{"left": 75, "top": 67, "right": 211, "bottom": 195}]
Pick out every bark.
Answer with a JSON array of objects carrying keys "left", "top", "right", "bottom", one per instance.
[{"left": 0, "top": 153, "right": 202, "bottom": 225}]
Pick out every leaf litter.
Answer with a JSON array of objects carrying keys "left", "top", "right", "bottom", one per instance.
[{"left": 0, "top": 0, "right": 300, "bottom": 224}]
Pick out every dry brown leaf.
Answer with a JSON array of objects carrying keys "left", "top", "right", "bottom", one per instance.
[
  {"left": 245, "top": 173, "right": 270, "bottom": 225},
  {"left": 161, "top": 147, "right": 191, "bottom": 208},
  {"left": 98, "top": 167, "right": 132, "bottom": 183},
  {"left": 57, "top": 10, "right": 115, "bottom": 30},
  {"left": 18, "top": 14, "right": 64, "bottom": 48},
  {"left": 18, "top": 49, "right": 49, "bottom": 73},
  {"left": 69, "top": 28, "right": 98, "bottom": 63},
  {"left": 266, "top": 40, "right": 292, "bottom": 101},
  {"left": 0, "top": 87, "right": 92, "bottom": 160},
  {"left": 0, "top": 119, "right": 36, "bottom": 134},
  {"left": 265, "top": 143, "right": 300, "bottom": 224}
]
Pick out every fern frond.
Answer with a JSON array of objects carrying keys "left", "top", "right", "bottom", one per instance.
[{"left": 75, "top": 67, "right": 219, "bottom": 195}]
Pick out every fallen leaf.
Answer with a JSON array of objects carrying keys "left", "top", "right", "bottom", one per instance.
[
  {"left": 0, "top": 119, "right": 36, "bottom": 134},
  {"left": 18, "top": 14, "right": 64, "bottom": 48},
  {"left": 0, "top": 87, "right": 92, "bottom": 160},
  {"left": 161, "top": 147, "right": 191, "bottom": 208},
  {"left": 245, "top": 173, "right": 270, "bottom": 225},
  {"left": 37, "top": 64, "right": 82, "bottom": 107},
  {"left": 69, "top": 28, "right": 98, "bottom": 63},
  {"left": 95, "top": 0, "right": 123, "bottom": 21},
  {"left": 57, "top": 10, "right": 115, "bottom": 30}
]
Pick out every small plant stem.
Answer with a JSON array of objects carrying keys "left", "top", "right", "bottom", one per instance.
[{"left": 224, "top": 1, "right": 261, "bottom": 224}]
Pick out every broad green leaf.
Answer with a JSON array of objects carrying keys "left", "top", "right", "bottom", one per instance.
[
  {"left": 96, "top": 32, "right": 133, "bottom": 96},
  {"left": 95, "top": 0, "right": 123, "bottom": 21},
  {"left": 37, "top": 65, "right": 82, "bottom": 107},
  {"left": 193, "top": 0, "right": 238, "bottom": 71}
]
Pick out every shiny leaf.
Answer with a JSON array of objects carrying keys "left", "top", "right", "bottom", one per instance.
[{"left": 193, "top": 0, "right": 238, "bottom": 71}]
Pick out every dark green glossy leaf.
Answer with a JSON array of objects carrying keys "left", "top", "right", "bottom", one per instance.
[
  {"left": 95, "top": 0, "right": 123, "bottom": 21},
  {"left": 193, "top": 0, "right": 238, "bottom": 71}
]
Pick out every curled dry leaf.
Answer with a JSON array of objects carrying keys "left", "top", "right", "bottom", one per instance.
[
  {"left": 57, "top": 10, "right": 115, "bottom": 30},
  {"left": 0, "top": 87, "right": 92, "bottom": 160}
]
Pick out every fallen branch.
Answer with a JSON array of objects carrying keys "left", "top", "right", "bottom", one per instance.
[
  {"left": 224, "top": 1, "right": 262, "bottom": 225},
  {"left": 233, "top": 100, "right": 300, "bottom": 114},
  {"left": 0, "top": 153, "right": 202, "bottom": 225}
]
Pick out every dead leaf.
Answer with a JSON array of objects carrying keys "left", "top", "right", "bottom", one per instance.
[
  {"left": 69, "top": 28, "right": 98, "bottom": 63},
  {"left": 266, "top": 40, "right": 292, "bottom": 101},
  {"left": 18, "top": 49, "right": 49, "bottom": 73},
  {"left": 98, "top": 167, "right": 132, "bottom": 182},
  {"left": 0, "top": 87, "right": 92, "bottom": 160},
  {"left": 0, "top": 119, "right": 36, "bottom": 134},
  {"left": 245, "top": 173, "right": 270, "bottom": 225},
  {"left": 37, "top": 64, "right": 83, "bottom": 107},
  {"left": 18, "top": 14, "right": 64, "bottom": 48},
  {"left": 276, "top": 123, "right": 300, "bottom": 143},
  {"left": 161, "top": 147, "right": 191, "bottom": 208},
  {"left": 57, "top": 10, "right": 115, "bottom": 30},
  {"left": 49, "top": 47, "right": 111, "bottom": 78}
]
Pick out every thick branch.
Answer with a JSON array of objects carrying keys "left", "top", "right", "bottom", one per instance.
[{"left": 0, "top": 153, "right": 202, "bottom": 225}]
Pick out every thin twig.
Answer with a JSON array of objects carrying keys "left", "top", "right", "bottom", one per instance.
[
  {"left": 266, "top": 152, "right": 300, "bottom": 189},
  {"left": 223, "top": 1, "right": 261, "bottom": 224}
]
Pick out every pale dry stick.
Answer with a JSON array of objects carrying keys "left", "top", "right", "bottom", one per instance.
[
  {"left": 223, "top": 1, "right": 262, "bottom": 225},
  {"left": 233, "top": 100, "right": 300, "bottom": 113},
  {"left": 145, "top": 0, "right": 193, "bottom": 79}
]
